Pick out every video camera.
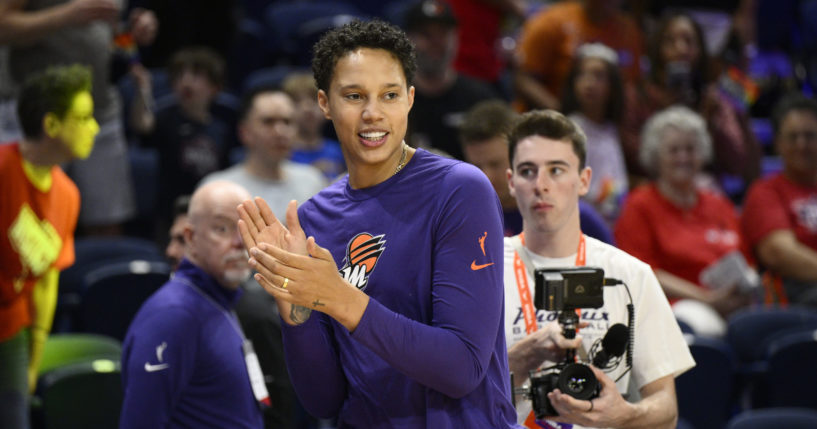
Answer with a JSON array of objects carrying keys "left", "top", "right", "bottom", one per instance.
[{"left": 518, "top": 267, "right": 606, "bottom": 419}]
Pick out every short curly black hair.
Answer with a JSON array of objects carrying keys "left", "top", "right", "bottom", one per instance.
[{"left": 312, "top": 19, "right": 416, "bottom": 93}]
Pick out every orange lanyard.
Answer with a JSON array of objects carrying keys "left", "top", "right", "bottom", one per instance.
[{"left": 512, "top": 232, "right": 586, "bottom": 335}]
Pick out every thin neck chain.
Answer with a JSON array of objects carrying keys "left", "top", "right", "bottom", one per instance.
[{"left": 393, "top": 143, "right": 408, "bottom": 176}]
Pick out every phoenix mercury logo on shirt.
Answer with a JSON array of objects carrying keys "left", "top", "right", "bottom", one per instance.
[{"left": 340, "top": 233, "right": 386, "bottom": 290}]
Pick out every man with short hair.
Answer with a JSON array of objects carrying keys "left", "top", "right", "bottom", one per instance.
[
  {"left": 503, "top": 109, "right": 693, "bottom": 428},
  {"left": 200, "top": 87, "right": 326, "bottom": 220},
  {"left": 459, "top": 99, "right": 614, "bottom": 243},
  {"left": 120, "top": 180, "right": 264, "bottom": 428},
  {"left": 741, "top": 94, "right": 817, "bottom": 305},
  {"left": 0, "top": 64, "right": 94, "bottom": 428}
]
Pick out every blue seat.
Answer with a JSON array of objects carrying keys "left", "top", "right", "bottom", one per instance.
[
  {"left": 676, "top": 335, "right": 737, "bottom": 429},
  {"left": 763, "top": 330, "right": 817, "bottom": 409},
  {"left": 726, "top": 306, "right": 817, "bottom": 409},
  {"left": 78, "top": 260, "right": 171, "bottom": 342},
  {"left": 54, "top": 237, "right": 165, "bottom": 333},
  {"left": 726, "top": 407, "right": 817, "bottom": 429},
  {"left": 726, "top": 306, "right": 817, "bottom": 365},
  {"left": 264, "top": 1, "right": 363, "bottom": 66}
]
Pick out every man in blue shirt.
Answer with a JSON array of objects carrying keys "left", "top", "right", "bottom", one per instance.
[{"left": 120, "top": 180, "right": 264, "bottom": 428}]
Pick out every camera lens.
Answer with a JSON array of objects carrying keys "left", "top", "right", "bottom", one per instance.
[{"left": 558, "top": 363, "right": 598, "bottom": 400}]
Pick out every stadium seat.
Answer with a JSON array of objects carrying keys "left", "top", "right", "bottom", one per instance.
[
  {"left": 78, "top": 260, "right": 171, "bottom": 341},
  {"left": 726, "top": 306, "right": 817, "bottom": 365},
  {"left": 54, "top": 237, "right": 165, "bottom": 333},
  {"left": 726, "top": 306, "right": 817, "bottom": 409},
  {"left": 726, "top": 407, "right": 817, "bottom": 429},
  {"left": 264, "top": 1, "right": 363, "bottom": 66},
  {"left": 763, "top": 329, "right": 817, "bottom": 409},
  {"left": 676, "top": 335, "right": 737, "bottom": 429}
]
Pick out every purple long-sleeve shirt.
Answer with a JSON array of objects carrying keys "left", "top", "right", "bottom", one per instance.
[
  {"left": 283, "top": 149, "right": 520, "bottom": 428},
  {"left": 120, "top": 260, "right": 263, "bottom": 428}
]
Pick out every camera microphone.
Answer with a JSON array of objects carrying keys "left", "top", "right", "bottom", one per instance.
[{"left": 592, "top": 323, "right": 629, "bottom": 369}]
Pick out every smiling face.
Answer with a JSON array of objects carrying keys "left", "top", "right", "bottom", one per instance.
[
  {"left": 508, "top": 136, "right": 590, "bottom": 235},
  {"left": 54, "top": 91, "right": 99, "bottom": 160},
  {"left": 317, "top": 48, "right": 414, "bottom": 187}
]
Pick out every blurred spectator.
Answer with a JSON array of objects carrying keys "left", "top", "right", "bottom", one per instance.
[
  {"left": 622, "top": 11, "right": 761, "bottom": 194},
  {"left": 447, "top": 0, "right": 527, "bottom": 93},
  {"left": 459, "top": 99, "right": 522, "bottom": 236},
  {"left": 513, "top": 0, "right": 644, "bottom": 111},
  {"left": 199, "top": 87, "right": 326, "bottom": 221},
  {"left": 281, "top": 71, "right": 346, "bottom": 181},
  {"left": 165, "top": 194, "right": 190, "bottom": 271},
  {"left": 741, "top": 93, "right": 817, "bottom": 306},
  {"left": 132, "top": 46, "right": 233, "bottom": 236},
  {"left": 120, "top": 181, "right": 264, "bottom": 428},
  {"left": 616, "top": 106, "right": 754, "bottom": 337},
  {"left": 0, "top": 64, "right": 93, "bottom": 428},
  {"left": 0, "top": 0, "right": 158, "bottom": 236},
  {"left": 161, "top": 191, "right": 305, "bottom": 428},
  {"left": 562, "top": 43, "right": 629, "bottom": 222},
  {"left": 402, "top": 0, "right": 498, "bottom": 159}
]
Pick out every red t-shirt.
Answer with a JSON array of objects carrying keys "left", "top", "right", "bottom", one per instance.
[
  {"left": 447, "top": 0, "right": 503, "bottom": 83},
  {"left": 741, "top": 173, "right": 817, "bottom": 252},
  {"left": 615, "top": 184, "right": 746, "bottom": 295},
  {"left": 0, "top": 143, "right": 79, "bottom": 340}
]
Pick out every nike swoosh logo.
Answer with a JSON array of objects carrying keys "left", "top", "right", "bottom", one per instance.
[
  {"left": 144, "top": 362, "right": 169, "bottom": 372},
  {"left": 471, "top": 260, "right": 495, "bottom": 271}
]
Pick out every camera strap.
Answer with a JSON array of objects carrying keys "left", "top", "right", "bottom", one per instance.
[{"left": 510, "top": 233, "right": 586, "bottom": 335}]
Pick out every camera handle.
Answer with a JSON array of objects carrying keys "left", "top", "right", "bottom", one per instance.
[{"left": 558, "top": 310, "right": 580, "bottom": 362}]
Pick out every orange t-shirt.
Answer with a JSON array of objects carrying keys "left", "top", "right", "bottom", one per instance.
[
  {"left": 0, "top": 143, "right": 79, "bottom": 341},
  {"left": 516, "top": 1, "right": 644, "bottom": 103}
]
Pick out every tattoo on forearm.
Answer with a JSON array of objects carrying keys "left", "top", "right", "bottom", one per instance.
[
  {"left": 289, "top": 305, "right": 312, "bottom": 324},
  {"left": 312, "top": 299, "right": 325, "bottom": 308}
]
